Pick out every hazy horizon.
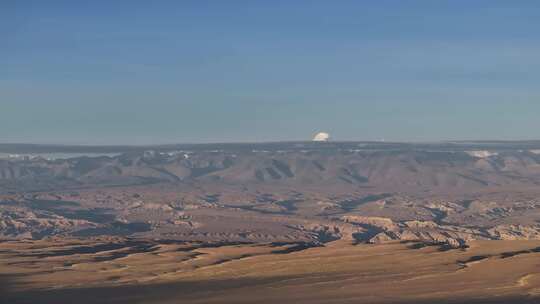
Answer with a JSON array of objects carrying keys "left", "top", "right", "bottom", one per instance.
[
  {"left": 4, "top": 138, "right": 540, "bottom": 148},
  {"left": 2, "top": 1, "right": 540, "bottom": 144}
]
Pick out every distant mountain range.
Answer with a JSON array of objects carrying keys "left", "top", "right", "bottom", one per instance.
[{"left": 2, "top": 141, "right": 540, "bottom": 193}]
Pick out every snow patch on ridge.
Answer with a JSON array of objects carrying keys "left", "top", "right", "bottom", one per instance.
[{"left": 466, "top": 150, "right": 498, "bottom": 158}]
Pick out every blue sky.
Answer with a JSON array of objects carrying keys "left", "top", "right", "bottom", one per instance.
[{"left": 1, "top": 1, "right": 540, "bottom": 144}]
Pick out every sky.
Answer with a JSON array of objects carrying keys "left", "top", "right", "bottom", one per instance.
[{"left": 1, "top": 1, "right": 540, "bottom": 144}]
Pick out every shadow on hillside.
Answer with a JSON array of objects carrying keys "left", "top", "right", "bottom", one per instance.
[{"left": 1, "top": 273, "right": 538, "bottom": 304}]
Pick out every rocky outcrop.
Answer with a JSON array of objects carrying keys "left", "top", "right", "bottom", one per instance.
[{"left": 338, "top": 215, "right": 540, "bottom": 248}]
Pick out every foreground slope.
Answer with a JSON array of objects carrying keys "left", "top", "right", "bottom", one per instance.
[{"left": 1, "top": 239, "right": 540, "bottom": 304}]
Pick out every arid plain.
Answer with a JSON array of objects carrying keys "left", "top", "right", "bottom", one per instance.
[{"left": 2, "top": 141, "right": 540, "bottom": 303}]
